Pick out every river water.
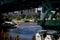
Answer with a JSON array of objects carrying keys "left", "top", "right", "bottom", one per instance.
[{"left": 8, "top": 22, "right": 42, "bottom": 40}]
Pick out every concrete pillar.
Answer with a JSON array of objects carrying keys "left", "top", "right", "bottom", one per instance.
[{"left": 40, "top": 13, "right": 45, "bottom": 20}]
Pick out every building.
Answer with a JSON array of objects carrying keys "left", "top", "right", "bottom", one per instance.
[{"left": 8, "top": 8, "right": 38, "bottom": 16}]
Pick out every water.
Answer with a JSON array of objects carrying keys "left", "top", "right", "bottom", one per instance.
[{"left": 8, "top": 22, "right": 42, "bottom": 40}]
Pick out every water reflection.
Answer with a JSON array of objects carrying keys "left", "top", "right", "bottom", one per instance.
[{"left": 8, "top": 22, "right": 42, "bottom": 40}]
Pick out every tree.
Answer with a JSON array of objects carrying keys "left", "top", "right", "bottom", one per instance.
[
  {"left": 25, "top": 14, "right": 32, "bottom": 19},
  {"left": 21, "top": 14, "right": 25, "bottom": 19},
  {"left": 12, "top": 15, "right": 21, "bottom": 20},
  {"left": 2, "top": 13, "right": 12, "bottom": 21}
]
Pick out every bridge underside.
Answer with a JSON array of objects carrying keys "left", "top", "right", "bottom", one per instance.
[
  {"left": 0, "top": 0, "right": 41, "bottom": 38},
  {"left": 0, "top": 0, "right": 42, "bottom": 13},
  {"left": 43, "top": 0, "right": 60, "bottom": 11},
  {"left": 0, "top": 0, "right": 42, "bottom": 29}
]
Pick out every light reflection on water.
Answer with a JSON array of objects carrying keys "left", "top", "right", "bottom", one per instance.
[{"left": 9, "top": 22, "right": 42, "bottom": 39}]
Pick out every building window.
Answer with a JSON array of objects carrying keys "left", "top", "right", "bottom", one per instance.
[
  {"left": 33, "top": 8, "right": 35, "bottom": 12},
  {"left": 30, "top": 9, "right": 33, "bottom": 12},
  {"left": 21, "top": 11, "right": 23, "bottom": 14}
]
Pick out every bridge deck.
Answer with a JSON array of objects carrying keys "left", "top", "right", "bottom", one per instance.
[{"left": 0, "top": 0, "right": 41, "bottom": 13}]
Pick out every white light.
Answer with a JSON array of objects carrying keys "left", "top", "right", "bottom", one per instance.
[
  {"left": 14, "top": 11, "right": 18, "bottom": 13},
  {"left": 51, "top": 11, "right": 55, "bottom": 14},
  {"left": 37, "top": 7, "right": 42, "bottom": 11},
  {"left": 56, "top": 8, "right": 59, "bottom": 10}
]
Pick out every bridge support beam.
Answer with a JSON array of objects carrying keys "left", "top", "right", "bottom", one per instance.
[{"left": 40, "top": 1, "right": 52, "bottom": 27}]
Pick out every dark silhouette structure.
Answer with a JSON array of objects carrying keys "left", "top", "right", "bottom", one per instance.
[{"left": 0, "top": 0, "right": 42, "bottom": 40}]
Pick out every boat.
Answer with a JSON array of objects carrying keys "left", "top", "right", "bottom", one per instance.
[{"left": 3, "top": 21, "right": 17, "bottom": 28}]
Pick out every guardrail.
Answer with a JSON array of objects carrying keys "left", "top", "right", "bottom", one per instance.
[{"left": 37, "top": 20, "right": 60, "bottom": 26}]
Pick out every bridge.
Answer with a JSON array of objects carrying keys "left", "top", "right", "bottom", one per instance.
[
  {"left": 0, "top": 0, "right": 60, "bottom": 40},
  {"left": 0, "top": 0, "right": 42, "bottom": 39},
  {"left": 0, "top": 0, "right": 42, "bottom": 13},
  {"left": 42, "top": 0, "right": 60, "bottom": 12},
  {"left": 1, "top": 0, "right": 60, "bottom": 29},
  {"left": 41, "top": 0, "right": 60, "bottom": 30},
  {"left": 0, "top": 0, "right": 42, "bottom": 29}
]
